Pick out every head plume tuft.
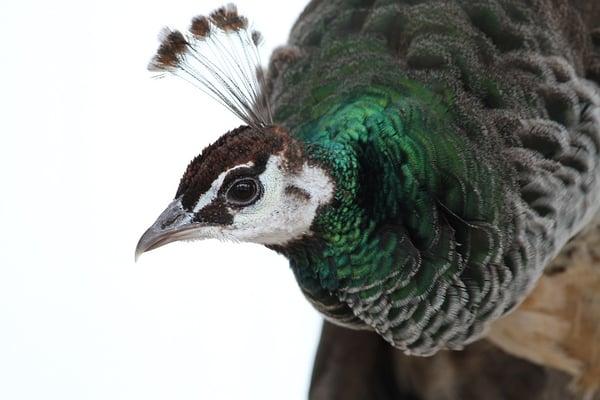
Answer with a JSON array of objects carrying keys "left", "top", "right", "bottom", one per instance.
[
  {"left": 189, "top": 16, "right": 211, "bottom": 38},
  {"left": 209, "top": 4, "right": 248, "bottom": 32},
  {"left": 251, "top": 30, "right": 263, "bottom": 46},
  {"left": 148, "top": 29, "right": 188, "bottom": 71},
  {"left": 148, "top": 3, "right": 272, "bottom": 129}
]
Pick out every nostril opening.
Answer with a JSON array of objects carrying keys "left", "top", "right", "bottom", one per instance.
[{"left": 161, "top": 214, "right": 184, "bottom": 229}]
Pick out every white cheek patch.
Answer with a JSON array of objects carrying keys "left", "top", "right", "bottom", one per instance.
[
  {"left": 290, "top": 163, "right": 335, "bottom": 205},
  {"left": 192, "top": 161, "right": 254, "bottom": 213},
  {"left": 226, "top": 155, "right": 334, "bottom": 245}
]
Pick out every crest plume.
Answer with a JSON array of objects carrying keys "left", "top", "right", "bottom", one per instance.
[{"left": 149, "top": 3, "right": 272, "bottom": 129}]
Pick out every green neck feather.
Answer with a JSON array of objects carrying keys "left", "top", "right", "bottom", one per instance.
[
  {"left": 297, "top": 84, "right": 503, "bottom": 279},
  {"left": 265, "top": 0, "right": 600, "bottom": 354},
  {"left": 273, "top": 84, "right": 511, "bottom": 353}
]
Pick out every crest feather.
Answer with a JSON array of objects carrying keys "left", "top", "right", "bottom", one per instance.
[{"left": 148, "top": 3, "right": 272, "bottom": 129}]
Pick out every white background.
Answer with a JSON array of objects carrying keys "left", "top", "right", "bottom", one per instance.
[{"left": 0, "top": 1, "right": 323, "bottom": 399}]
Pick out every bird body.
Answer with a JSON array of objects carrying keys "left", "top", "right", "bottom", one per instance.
[
  {"left": 266, "top": 0, "right": 600, "bottom": 356},
  {"left": 137, "top": 0, "right": 600, "bottom": 394}
]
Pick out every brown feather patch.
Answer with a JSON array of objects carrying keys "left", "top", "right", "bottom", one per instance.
[
  {"left": 195, "top": 198, "right": 233, "bottom": 225},
  {"left": 176, "top": 125, "right": 302, "bottom": 211},
  {"left": 148, "top": 29, "right": 188, "bottom": 71},
  {"left": 189, "top": 16, "right": 211, "bottom": 38},
  {"left": 488, "top": 214, "right": 600, "bottom": 396},
  {"left": 209, "top": 4, "right": 248, "bottom": 32},
  {"left": 251, "top": 30, "right": 263, "bottom": 46},
  {"left": 285, "top": 185, "right": 311, "bottom": 201}
]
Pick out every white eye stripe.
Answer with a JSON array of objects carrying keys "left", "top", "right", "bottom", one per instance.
[{"left": 192, "top": 161, "right": 254, "bottom": 212}]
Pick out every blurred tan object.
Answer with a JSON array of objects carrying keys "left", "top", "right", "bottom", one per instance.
[{"left": 489, "top": 215, "right": 600, "bottom": 398}]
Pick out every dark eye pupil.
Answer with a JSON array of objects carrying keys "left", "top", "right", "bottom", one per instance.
[{"left": 227, "top": 179, "right": 258, "bottom": 205}]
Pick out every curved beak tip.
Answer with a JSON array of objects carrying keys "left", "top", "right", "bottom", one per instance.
[
  {"left": 134, "top": 199, "right": 200, "bottom": 264},
  {"left": 134, "top": 234, "right": 151, "bottom": 263},
  {"left": 134, "top": 226, "right": 163, "bottom": 263},
  {"left": 134, "top": 247, "right": 144, "bottom": 263}
]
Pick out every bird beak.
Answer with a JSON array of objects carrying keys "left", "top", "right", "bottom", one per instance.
[{"left": 135, "top": 199, "right": 203, "bottom": 261}]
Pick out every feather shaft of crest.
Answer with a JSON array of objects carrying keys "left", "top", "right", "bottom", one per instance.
[{"left": 148, "top": 4, "right": 272, "bottom": 129}]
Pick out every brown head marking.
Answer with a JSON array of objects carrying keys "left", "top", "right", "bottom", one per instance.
[
  {"left": 176, "top": 125, "right": 302, "bottom": 211},
  {"left": 285, "top": 185, "right": 311, "bottom": 201}
]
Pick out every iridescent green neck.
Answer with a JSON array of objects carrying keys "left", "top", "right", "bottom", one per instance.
[{"left": 275, "top": 85, "right": 509, "bottom": 346}]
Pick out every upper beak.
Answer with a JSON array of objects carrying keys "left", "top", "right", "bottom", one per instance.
[{"left": 135, "top": 199, "right": 203, "bottom": 261}]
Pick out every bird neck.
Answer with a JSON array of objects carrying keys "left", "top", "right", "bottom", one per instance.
[{"left": 277, "top": 85, "right": 508, "bottom": 312}]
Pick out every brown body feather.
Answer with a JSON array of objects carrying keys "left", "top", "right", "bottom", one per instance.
[
  {"left": 310, "top": 321, "right": 594, "bottom": 400},
  {"left": 489, "top": 213, "right": 600, "bottom": 397}
]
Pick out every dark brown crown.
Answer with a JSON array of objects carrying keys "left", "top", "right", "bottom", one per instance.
[{"left": 176, "top": 125, "right": 302, "bottom": 211}]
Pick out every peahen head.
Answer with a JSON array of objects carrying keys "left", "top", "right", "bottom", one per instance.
[
  {"left": 136, "top": 124, "right": 334, "bottom": 259},
  {"left": 136, "top": 5, "right": 334, "bottom": 259},
  {"left": 135, "top": 3, "right": 516, "bottom": 355}
]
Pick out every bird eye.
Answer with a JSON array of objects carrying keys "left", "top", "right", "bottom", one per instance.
[{"left": 225, "top": 177, "right": 262, "bottom": 206}]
